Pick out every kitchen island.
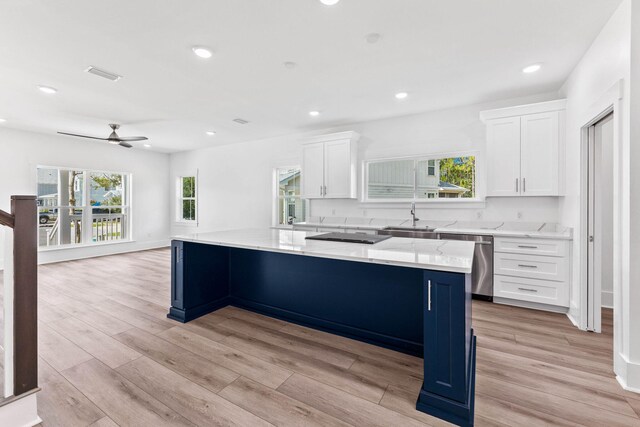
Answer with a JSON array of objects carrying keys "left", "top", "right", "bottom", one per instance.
[{"left": 168, "top": 228, "right": 477, "bottom": 426}]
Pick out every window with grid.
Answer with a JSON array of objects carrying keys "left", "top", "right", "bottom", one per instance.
[
  {"left": 36, "top": 167, "right": 131, "bottom": 248},
  {"left": 275, "top": 167, "right": 305, "bottom": 225},
  {"left": 178, "top": 176, "right": 197, "bottom": 222}
]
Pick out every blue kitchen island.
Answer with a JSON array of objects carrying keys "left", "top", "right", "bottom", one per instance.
[{"left": 168, "top": 228, "right": 477, "bottom": 426}]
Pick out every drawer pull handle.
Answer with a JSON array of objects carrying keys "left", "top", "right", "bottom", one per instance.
[
  {"left": 517, "top": 245, "right": 538, "bottom": 249},
  {"left": 518, "top": 287, "right": 538, "bottom": 293},
  {"left": 518, "top": 264, "right": 538, "bottom": 268},
  {"left": 427, "top": 280, "right": 432, "bottom": 311}
]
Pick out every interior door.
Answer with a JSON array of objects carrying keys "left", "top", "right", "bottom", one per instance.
[
  {"left": 323, "top": 139, "right": 352, "bottom": 198},
  {"left": 587, "top": 113, "right": 614, "bottom": 333},
  {"left": 520, "top": 112, "right": 559, "bottom": 196},
  {"left": 301, "top": 142, "right": 325, "bottom": 199},
  {"left": 486, "top": 117, "right": 521, "bottom": 196}
]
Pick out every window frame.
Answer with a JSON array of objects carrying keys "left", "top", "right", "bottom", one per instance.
[
  {"left": 176, "top": 171, "right": 198, "bottom": 225},
  {"left": 273, "top": 166, "right": 306, "bottom": 227},
  {"left": 362, "top": 150, "right": 482, "bottom": 204},
  {"left": 36, "top": 165, "right": 133, "bottom": 250}
]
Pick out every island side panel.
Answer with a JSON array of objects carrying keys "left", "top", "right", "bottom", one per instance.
[
  {"left": 168, "top": 241, "right": 231, "bottom": 322},
  {"left": 418, "top": 270, "right": 475, "bottom": 427},
  {"left": 227, "top": 247, "right": 425, "bottom": 354}
]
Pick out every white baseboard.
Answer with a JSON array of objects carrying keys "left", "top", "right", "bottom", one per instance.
[
  {"left": 616, "top": 353, "right": 640, "bottom": 394},
  {"left": 601, "top": 290, "right": 614, "bottom": 308},
  {"left": 0, "top": 392, "right": 41, "bottom": 427},
  {"left": 37, "top": 239, "right": 170, "bottom": 266}
]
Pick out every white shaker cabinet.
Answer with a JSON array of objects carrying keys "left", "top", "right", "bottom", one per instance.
[
  {"left": 481, "top": 100, "right": 565, "bottom": 197},
  {"left": 486, "top": 117, "right": 521, "bottom": 196},
  {"left": 520, "top": 112, "right": 560, "bottom": 196},
  {"left": 301, "top": 142, "right": 325, "bottom": 198},
  {"left": 301, "top": 131, "right": 359, "bottom": 199}
]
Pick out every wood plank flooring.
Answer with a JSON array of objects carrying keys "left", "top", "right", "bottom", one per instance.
[{"left": 9, "top": 248, "right": 637, "bottom": 426}]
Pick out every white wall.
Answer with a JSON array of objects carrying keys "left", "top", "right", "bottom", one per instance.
[
  {"left": 558, "top": 0, "right": 638, "bottom": 390},
  {"left": 170, "top": 91, "right": 561, "bottom": 238},
  {"left": 0, "top": 127, "right": 171, "bottom": 268}
]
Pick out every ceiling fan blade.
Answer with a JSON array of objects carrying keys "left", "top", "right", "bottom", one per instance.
[
  {"left": 118, "top": 141, "right": 133, "bottom": 148},
  {"left": 57, "top": 131, "right": 109, "bottom": 141},
  {"left": 114, "top": 136, "right": 148, "bottom": 142}
]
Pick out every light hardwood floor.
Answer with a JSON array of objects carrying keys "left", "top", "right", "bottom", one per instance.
[{"left": 18, "top": 249, "right": 639, "bottom": 426}]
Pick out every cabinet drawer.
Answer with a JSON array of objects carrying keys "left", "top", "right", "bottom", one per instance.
[
  {"left": 495, "top": 275, "right": 568, "bottom": 306},
  {"left": 494, "top": 252, "right": 568, "bottom": 282},
  {"left": 494, "top": 237, "right": 568, "bottom": 257}
]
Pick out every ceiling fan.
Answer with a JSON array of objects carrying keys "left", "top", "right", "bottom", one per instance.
[{"left": 57, "top": 124, "right": 148, "bottom": 148}]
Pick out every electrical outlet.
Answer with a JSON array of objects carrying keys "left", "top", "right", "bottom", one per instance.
[
  {"left": 332, "top": 209, "right": 336, "bottom": 215},
  {"left": 362, "top": 209, "right": 367, "bottom": 217},
  {"left": 476, "top": 211, "right": 483, "bottom": 220},
  {"left": 517, "top": 211, "right": 523, "bottom": 219}
]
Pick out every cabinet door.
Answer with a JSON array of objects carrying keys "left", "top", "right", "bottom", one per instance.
[
  {"left": 423, "top": 271, "right": 468, "bottom": 403},
  {"left": 520, "top": 112, "right": 559, "bottom": 196},
  {"left": 486, "top": 117, "right": 521, "bottom": 196},
  {"left": 324, "top": 139, "right": 354, "bottom": 198},
  {"left": 302, "top": 142, "right": 325, "bottom": 198}
]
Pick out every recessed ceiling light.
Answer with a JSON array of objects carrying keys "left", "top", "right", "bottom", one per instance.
[
  {"left": 0, "top": 119, "right": 6, "bottom": 123},
  {"left": 395, "top": 92, "right": 408, "bottom": 100},
  {"left": 522, "top": 63, "right": 542, "bottom": 73},
  {"left": 192, "top": 46, "right": 213, "bottom": 59},
  {"left": 284, "top": 61, "right": 297, "bottom": 69},
  {"left": 38, "top": 85, "right": 57, "bottom": 94},
  {"left": 143, "top": 143, "right": 152, "bottom": 148},
  {"left": 309, "top": 111, "right": 320, "bottom": 117},
  {"left": 320, "top": 0, "right": 340, "bottom": 4},
  {"left": 365, "top": 33, "right": 381, "bottom": 44},
  {"left": 206, "top": 131, "right": 216, "bottom": 136}
]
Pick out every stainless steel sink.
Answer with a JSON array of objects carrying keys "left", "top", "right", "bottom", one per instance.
[{"left": 377, "top": 226, "right": 439, "bottom": 239}]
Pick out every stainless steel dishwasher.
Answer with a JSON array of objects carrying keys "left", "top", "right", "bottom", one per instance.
[{"left": 439, "top": 233, "right": 494, "bottom": 301}]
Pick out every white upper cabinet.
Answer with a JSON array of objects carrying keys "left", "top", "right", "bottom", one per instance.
[
  {"left": 301, "top": 131, "right": 359, "bottom": 199},
  {"left": 481, "top": 100, "right": 565, "bottom": 197},
  {"left": 520, "top": 112, "right": 559, "bottom": 196},
  {"left": 301, "top": 142, "right": 324, "bottom": 198},
  {"left": 486, "top": 117, "right": 521, "bottom": 196}
]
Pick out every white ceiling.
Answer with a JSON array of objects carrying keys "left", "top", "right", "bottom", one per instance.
[{"left": 0, "top": 0, "right": 622, "bottom": 153}]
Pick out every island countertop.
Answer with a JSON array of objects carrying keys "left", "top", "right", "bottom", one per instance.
[{"left": 174, "top": 228, "right": 474, "bottom": 274}]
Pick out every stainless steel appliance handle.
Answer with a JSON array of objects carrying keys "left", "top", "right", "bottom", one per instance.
[
  {"left": 475, "top": 241, "right": 493, "bottom": 245},
  {"left": 427, "top": 280, "right": 432, "bottom": 311},
  {"left": 518, "top": 287, "right": 538, "bottom": 293},
  {"left": 518, "top": 264, "right": 538, "bottom": 269}
]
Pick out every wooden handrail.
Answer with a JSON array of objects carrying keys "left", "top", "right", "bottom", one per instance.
[{"left": 0, "top": 210, "right": 14, "bottom": 228}]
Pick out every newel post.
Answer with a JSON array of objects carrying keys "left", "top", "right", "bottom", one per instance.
[{"left": 11, "top": 195, "right": 38, "bottom": 395}]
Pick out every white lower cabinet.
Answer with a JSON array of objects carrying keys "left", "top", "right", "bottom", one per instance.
[{"left": 494, "top": 237, "right": 570, "bottom": 310}]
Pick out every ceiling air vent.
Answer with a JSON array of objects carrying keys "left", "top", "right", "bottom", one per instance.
[
  {"left": 85, "top": 66, "right": 122, "bottom": 82},
  {"left": 233, "top": 118, "right": 249, "bottom": 125}
]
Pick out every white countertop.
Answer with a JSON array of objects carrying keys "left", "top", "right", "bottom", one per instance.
[
  {"left": 293, "top": 218, "right": 572, "bottom": 240},
  {"left": 174, "top": 228, "right": 474, "bottom": 274}
]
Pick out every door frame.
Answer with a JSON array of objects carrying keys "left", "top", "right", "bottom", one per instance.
[{"left": 578, "top": 82, "right": 622, "bottom": 348}]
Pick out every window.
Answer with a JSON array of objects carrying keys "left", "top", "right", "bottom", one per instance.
[
  {"left": 178, "top": 176, "right": 197, "bottom": 222},
  {"left": 365, "top": 155, "right": 476, "bottom": 201},
  {"left": 275, "top": 167, "right": 305, "bottom": 225},
  {"left": 37, "top": 167, "right": 130, "bottom": 248}
]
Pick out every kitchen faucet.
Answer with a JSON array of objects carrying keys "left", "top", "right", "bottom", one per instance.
[{"left": 410, "top": 202, "right": 419, "bottom": 227}]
